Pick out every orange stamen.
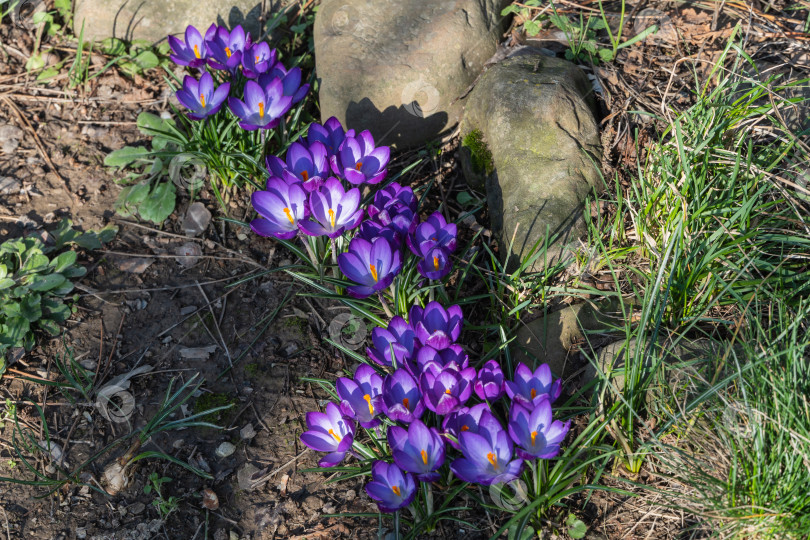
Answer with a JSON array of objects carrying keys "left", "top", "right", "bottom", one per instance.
[
  {"left": 301, "top": 170, "right": 309, "bottom": 182},
  {"left": 328, "top": 208, "right": 336, "bottom": 228},
  {"left": 392, "top": 485, "right": 401, "bottom": 496},
  {"left": 486, "top": 452, "right": 498, "bottom": 468},
  {"left": 258, "top": 101, "right": 265, "bottom": 118},
  {"left": 355, "top": 162, "right": 363, "bottom": 171},
  {"left": 283, "top": 207, "right": 295, "bottom": 224},
  {"left": 420, "top": 449, "right": 428, "bottom": 465},
  {"left": 200, "top": 93, "right": 206, "bottom": 107},
  {"left": 531, "top": 431, "right": 538, "bottom": 445},
  {"left": 363, "top": 394, "right": 374, "bottom": 415},
  {"left": 433, "top": 256, "right": 440, "bottom": 271},
  {"left": 369, "top": 264, "right": 379, "bottom": 282},
  {"left": 193, "top": 44, "right": 201, "bottom": 58},
  {"left": 328, "top": 428, "right": 342, "bottom": 442},
  {"left": 530, "top": 388, "right": 537, "bottom": 400},
  {"left": 402, "top": 398, "right": 410, "bottom": 409},
  {"left": 225, "top": 47, "right": 232, "bottom": 58},
  {"left": 255, "top": 54, "right": 260, "bottom": 62},
  {"left": 445, "top": 388, "right": 451, "bottom": 394},
  {"left": 460, "top": 425, "right": 470, "bottom": 432}
]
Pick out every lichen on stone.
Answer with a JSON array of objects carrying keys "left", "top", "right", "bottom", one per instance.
[{"left": 461, "top": 129, "right": 494, "bottom": 175}]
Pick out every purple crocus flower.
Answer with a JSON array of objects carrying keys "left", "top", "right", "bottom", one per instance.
[
  {"left": 266, "top": 141, "right": 329, "bottom": 192},
  {"left": 417, "top": 245, "right": 453, "bottom": 281},
  {"left": 419, "top": 362, "right": 476, "bottom": 416},
  {"left": 366, "top": 316, "right": 418, "bottom": 368},
  {"left": 175, "top": 72, "right": 231, "bottom": 120},
  {"left": 228, "top": 79, "right": 292, "bottom": 131},
  {"left": 357, "top": 220, "right": 401, "bottom": 246},
  {"left": 474, "top": 360, "right": 506, "bottom": 402},
  {"left": 375, "top": 202, "right": 419, "bottom": 238},
  {"left": 413, "top": 344, "right": 468, "bottom": 375},
  {"left": 451, "top": 421, "right": 524, "bottom": 486},
  {"left": 505, "top": 363, "right": 562, "bottom": 407},
  {"left": 365, "top": 461, "right": 417, "bottom": 513},
  {"left": 330, "top": 130, "right": 390, "bottom": 185},
  {"left": 388, "top": 420, "right": 446, "bottom": 482},
  {"left": 508, "top": 401, "right": 570, "bottom": 460},
  {"left": 241, "top": 42, "right": 277, "bottom": 78},
  {"left": 408, "top": 212, "right": 458, "bottom": 256},
  {"left": 168, "top": 25, "right": 208, "bottom": 68},
  {"left": 299, "top": 402, "right": 355, "bottom": 467},
  {"left": 337, "top": 237, "right": 401, "bottom": 298},
  {"left": 368, "top": 183, "right": 418, "bottom": 220},
  {"left": 409, "top": 302, "right": 463, "bottom": 350},
  {"left": 381, "top": 369, "right": 424, "bottom": 424},
  {"left": 299, "top": 178, "right": 364, "bottom": 239},
  {"left": 337, "top": 364, "right": 384, "bottom": 428},
  {"left": 250, "top": 178, "right": 308, "bottom": 240},
  {"left": 205, "top": 24, "right": 250, "bottom": 72},
  {"left": 259, "top": 64, "right": 309, "bottom": 105},
  {"left": 307, "top": 117, "right": 355, "bottom": 156},
  {"left": 442, "top": 403, "right": 501, "bottom": 450}
]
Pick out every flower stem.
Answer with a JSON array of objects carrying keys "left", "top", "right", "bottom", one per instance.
[{"left": 394, "top": 511, "right": 401, "bottom": 540}]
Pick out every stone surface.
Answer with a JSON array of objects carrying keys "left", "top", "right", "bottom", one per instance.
[
  {"left": 513, "top": 299, "right": 624, "bottom": 377},
  {"left": 182, "top": 202, "right": 212, "bottom": 237},
  {"left": 460, "top": 50, "right": 602, "bottom": 271},
  {"left": 313, "top": 0, "right": 510, "bottom": 148},
  {"left": 73, "top": 0, "right": 266, "bottom": 43}
]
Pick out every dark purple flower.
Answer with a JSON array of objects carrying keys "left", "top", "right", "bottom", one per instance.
[
  {"left": 299, "top": 402, "right": 355, "bottom": 467},
  {"left": 299, "top": 178, "right": 364, "bottom": 239},
  {"left": 417, "top": 245, "right": 453, "bottom": 281},
  {"left": 259, "top": 64, "right": 309, "bottom": 105},
  {"left": 205, "top": 24, "right": 250, "bottom": 72},
  {"left": 228, "top": 79, "right": 292, "bottom": 131},
  {"left": 366, "top": 316, "right": 418, "bottom": 368},
  {"left": 168, "top": 25, "right": 208, "bottom": 68},
  {"left": 266, "top": 141, "right": 329, "bottom": 192},
  {"left": 388, "top": 420, "right": 445, "bottom": 482},
  {"left": 357, "top": 220, "right": 400, "bottom": 246},
  {"left": 450, "top": 421, "right": 523, "bottom": 486},
  {"left": 337, "top": 236, "right": 401, "bottom": 298},
  {"left": 408, "top": 212, "right": 458, "bottom": 256},
  {"left": 442, "top": 403, "right": 501, "bottom": 450},
  {"left": 474, "top": 360, "right": 506, "bottom": 402},
  {"left": 307, "top": 117, "right": 354, "bottom": 156},
  {"left": 419, "top": 362, "right": 476, "bottom": 416},
  {"left": 337, "top": 364, "right": 384, "bottom": 428},
  {"left": 505, "top": 363, "right": 562, "bottom": 407},
  {"left": 381, "top": 369, "right": 424, "bottom": 424},
  {"left": 409, "top": 302, "right": 463, "bottom": 350},
  {"left": 365, "top": 461, "right": 417, "bottom": 513},
  {"left": 175, "top": 72, "right": 230, "bottom": 120},
  {"left": 250, "top": 177, "right": 308, "bottom": 240},
  {"left": 413, "top": 344, "right": 468, "bottom": 375},
  {"left": 368, "top": 183, "right": 418, "bottom": 220},
  {"left": 330, "top": 130, "right": 390, "bottom": 185},
  {"left": 241, "top": 42, "right": 277, "bottom": 78},
  {"left": 508, "top": 400, "right": 570, "bottom": 460},
  {"left": 376, "top": 202, "right": 419, "bottom": 238}
]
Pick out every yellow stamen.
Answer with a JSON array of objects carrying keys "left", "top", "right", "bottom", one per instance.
[
  {"left": 363, "top": 394, "right": 374, "bottom": 416},
  {"left": 420, "top": 449, "right": 428, "bottom": 465},
  {"left": 433, "top": 256, "right": 440, "bottom": 271},
  {"left": 530, "top": 388, "right": 537, "bottom": 400},
  {"left": 225, "top": 47, "right": 232, "bottom": 58},
  {"left": 369, "top": 264, "right": 379, "bottom": 282},
  {"left": 328, "top": 208, "right": 336, "bottom": 228},
  {"left": 200, "top": 93, "right": 206, "bottom": 108},
  {"left": 283, "top": 207, "right": 295, "bottom": 224},
  {"left": 328, "top": 428, "right": 342, "bottom": 442},
  {"left": 255, "top": 54, "right": 260, "bottom": 62},
  {"left": 355, "top": 162, "right": 363, "bottom": 171},
  {"left": 531, "top": 431, "right": 538, "bottom": 446},
  {"left": 445, "top": 388, "right": 451, "bottom": 394},
  {"left": 258, "top": 101, "right": 265, "bottom": 118},
  {"left": 392, "top": 485, "right": 401, "bottom": 496},
  {"left": 193, "top": 44, "right": 201, "bottom": 58},
  {"left": 301, "top": 170, "right": 309, "bottom": 182},
  {"left": 460, "top": 425, "right": 470, "bottom": 432},
  {"left": 487, "top": 452, "right": 498, "bottom": 468},
  {"left": 402, "top": 398, "right": 410, "bottom": 409}
]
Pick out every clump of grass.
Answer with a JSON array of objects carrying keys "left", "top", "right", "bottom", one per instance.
[{"left": 193, "top": 392, "right": 237, "bottom": 422}]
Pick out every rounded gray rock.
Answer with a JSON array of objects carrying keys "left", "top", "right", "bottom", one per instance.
[{"left": 314, "top": 0, "right": 510, "bottom": 148}]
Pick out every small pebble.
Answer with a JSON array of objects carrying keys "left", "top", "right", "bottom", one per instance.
[
  {"left": 240, "top": 424, "right": 256, "bottom": 440},
  {"left": 215, "top": 442, "right": 236, "bottom": 458}
]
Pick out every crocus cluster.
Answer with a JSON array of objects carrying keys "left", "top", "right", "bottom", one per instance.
[
  {"left": 170, "top": 24, "right": 309, "bottom": 129},
  {"left": 300, "top": 300, "right": 571, "bottom": 514}
]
